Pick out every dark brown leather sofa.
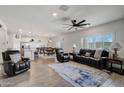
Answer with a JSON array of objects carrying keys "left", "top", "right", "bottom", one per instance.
[{"left": 74, "top": 49, "right": 109, "bottom": 69}]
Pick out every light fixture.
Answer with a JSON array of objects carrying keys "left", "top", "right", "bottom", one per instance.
[
  {"left": 0, "top": 24, "right": 6, "bottom": 31},
  {"left": 72, "top": 44, "right": 77, "bottom": 48},
  {"left": 30, "top": 39, "right": 34, "bottom": 42},
  {"left": 110, "top": 42, "right": 122, "bottom": 59},
  {"left": 0, "top": 20, "right": 7, "bottom": 31},
  {"left": 72, "top": 44, "right": 77, "bottom": 53},
  {"left": 52, "top": 13, "right": 57, "bottom": 17}
]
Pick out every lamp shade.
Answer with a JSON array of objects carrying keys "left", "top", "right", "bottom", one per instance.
[
  {"left": 110, "top": 42, "right": 122, "bottom": 51},
  {"left": 72, "top": 44, "right": 77, "bottom": 48}
]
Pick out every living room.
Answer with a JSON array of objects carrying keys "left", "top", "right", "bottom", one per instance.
[{"left": 0, "top": 3, "right": 124, "bottom": 92}]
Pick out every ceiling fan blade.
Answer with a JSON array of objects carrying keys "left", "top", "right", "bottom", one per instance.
[
  {"left": 77, "top": 20, "right": 86, "bottom": 25},
  {"left": 79, "top": 23, "right": 90, "bottom": 26},
  {"left": 78, "top": 26, "right": 84, "bottom": 28},
  {"left": 63, "top": 24, "right": 73, "bottom": 28},
  {"left": 79, "top": 24, "right": 87, "bottom": 26},
  {"left": 87, "top": 23, "right": 91, "bottom": 25},
  {"left": 68, "top": 26, "right": 74, "bottom": 30}
]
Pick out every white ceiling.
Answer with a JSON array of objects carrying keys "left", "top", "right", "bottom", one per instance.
[{"left": 0, "top": 5, "right": 124, "bottom": 37}]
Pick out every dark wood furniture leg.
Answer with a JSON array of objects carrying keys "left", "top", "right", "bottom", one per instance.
[{"left": 111, "top": 62, "right": 112, "bottom": 72}]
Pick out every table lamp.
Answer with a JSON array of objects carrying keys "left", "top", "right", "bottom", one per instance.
[
  {"left": 72, "top": 44, "right": 77, "bottom": 53},
  {"left": 110, "top": 42, "right": 121, "bottom": 59}
]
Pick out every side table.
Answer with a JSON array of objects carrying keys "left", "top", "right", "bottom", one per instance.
[{"left": 107, "top": 58, "right": 124, "bottom": 75}]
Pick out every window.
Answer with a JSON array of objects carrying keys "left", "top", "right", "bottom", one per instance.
[{"left": 82, "top": 33, "right": 112, "bottom": 49}]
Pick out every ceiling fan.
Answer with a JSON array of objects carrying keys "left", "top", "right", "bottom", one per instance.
[{"left": 63, "top": 19, "right": 90, "bottom": 31}]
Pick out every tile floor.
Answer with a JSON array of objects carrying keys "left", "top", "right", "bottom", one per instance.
[{"left": 0, "top": 56, "right": 124, "bottom": 87}]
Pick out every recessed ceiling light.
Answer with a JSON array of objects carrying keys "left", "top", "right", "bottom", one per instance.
[{"left": 52, "top": 13, "right": 57, "bottom": 17}]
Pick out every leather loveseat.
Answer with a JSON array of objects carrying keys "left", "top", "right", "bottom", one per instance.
[
  {"left": 74, "top": 49, "right": 109, "bottom": 69},
  {"left": 2, "top": 50, "right": 31, "bottom": 76}
]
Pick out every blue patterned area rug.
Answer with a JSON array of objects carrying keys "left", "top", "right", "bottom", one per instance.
[{"left": 49, "top": 62, "right": 110, "bottom": 87}]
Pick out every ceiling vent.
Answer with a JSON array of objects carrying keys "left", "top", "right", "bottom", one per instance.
[{"left": 59, "top": 5, "right": 69, "bottom": 11}]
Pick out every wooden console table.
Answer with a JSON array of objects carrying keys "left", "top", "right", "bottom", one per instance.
[{"left": 107, "top": 58, "right": 124, "bottom": 74}]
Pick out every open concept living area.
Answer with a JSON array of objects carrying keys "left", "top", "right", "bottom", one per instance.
[{"left": 0, "top": 5, "right": 124, "bottom": 87}]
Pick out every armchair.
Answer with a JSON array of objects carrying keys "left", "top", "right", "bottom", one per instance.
[
  {"left": 55, "top": 48, "right": 70, "bottom": 63},
  {"left": 2, "top": 50, "right": 30, "bottom": 76}
]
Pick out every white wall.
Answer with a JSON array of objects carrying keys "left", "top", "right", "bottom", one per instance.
[
  {"left": 53, "top": 19, "right": 124, "bottom": 57},
  {"left": 0, "top": 20, "right": 8, "bottom": 63},
  {"left": 7, "top": 33, "right": 14, "bottom": 49},
  {"left": 0, "top": 29, "right": 8, "bottom": 63}
]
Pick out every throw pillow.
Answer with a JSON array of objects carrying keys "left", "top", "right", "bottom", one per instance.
[
  {"left": 94, "top": 49, "right": 103, "bottom": 58},
  {"left": 85, "top": 52, "right": 91, "bottom": 57},
  {"left": 10, "top": 53, "right": 21, "bottom": 63}
]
